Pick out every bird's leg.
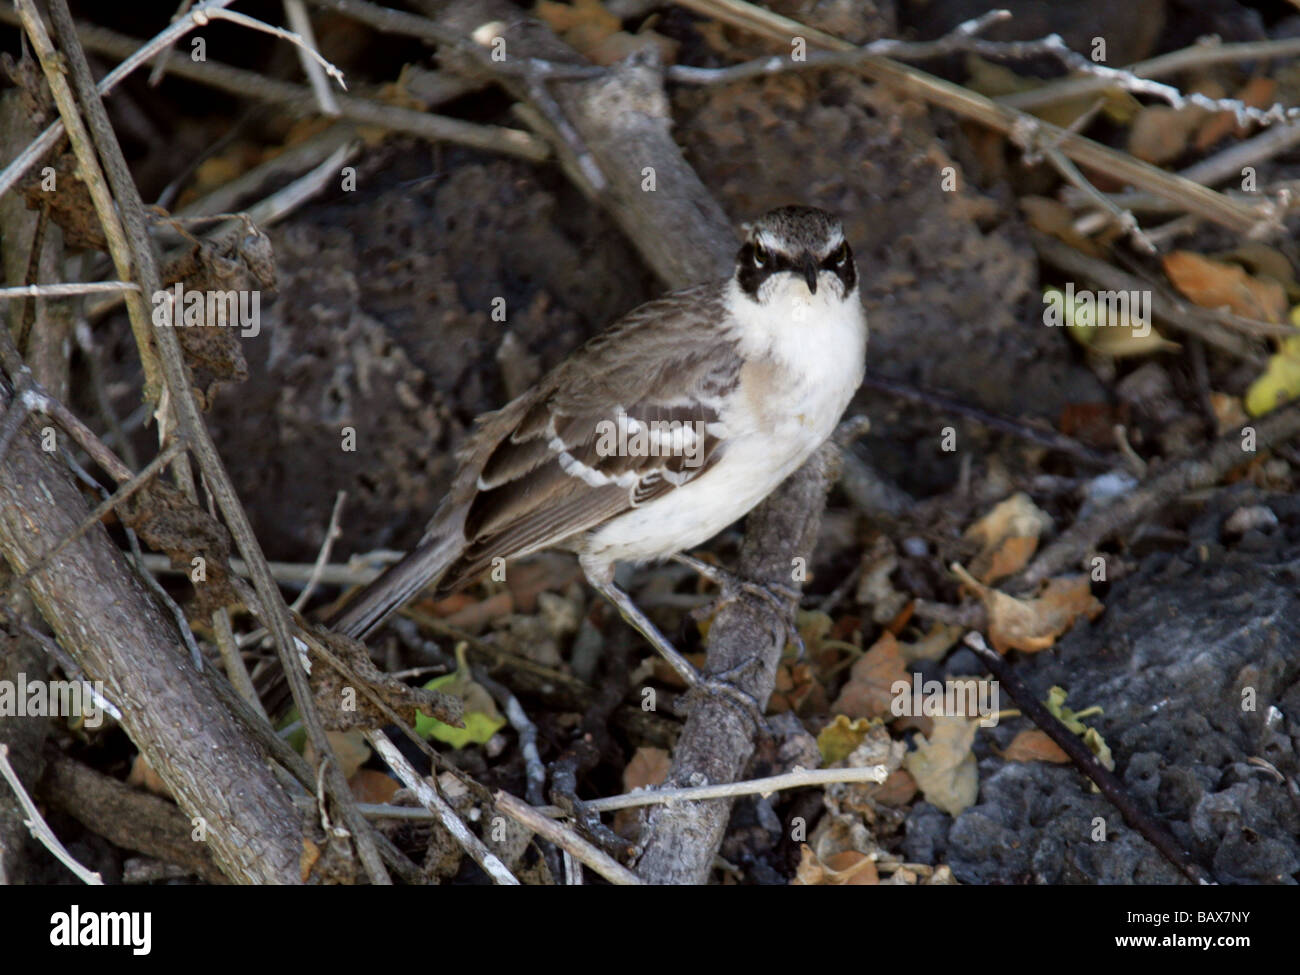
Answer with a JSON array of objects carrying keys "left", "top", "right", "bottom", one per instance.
[
  {"left": 581, "top": 558, "right": 769, "bottom": 732},
  {"left": 672, "top": 552, "right": 806, "bottom": 659}
]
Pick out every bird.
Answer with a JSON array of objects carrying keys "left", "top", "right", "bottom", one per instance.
[{"left": 325, "top": 205, "right": 867, "bottom": 720}]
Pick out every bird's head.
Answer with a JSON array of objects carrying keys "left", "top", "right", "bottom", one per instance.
[{"left": 735, "top": 206, "right": 856, "bottom": 304}]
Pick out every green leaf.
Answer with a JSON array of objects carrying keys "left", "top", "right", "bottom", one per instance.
[{"left": 414, "top": 644, "right": 505, "bottom": 747}]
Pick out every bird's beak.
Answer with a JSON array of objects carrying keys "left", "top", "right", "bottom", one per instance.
[{"left": 802, "top": 255, "right": 818, "bottom": 294}]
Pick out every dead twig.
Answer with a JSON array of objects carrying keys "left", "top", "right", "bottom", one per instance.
[
  {"left": 6, "top": 438, "right": 187, "bottom": 595},
  {"left": 0, "top": 0, "right": 241, "bottom": 202},
  {"left": 290, "top": 491, "right": 347, "bottom": 613},
  {"left": 364, "top": 730, "right": 519, "bottom": 885},
  {"left": 31, "top": 0, "right": 389, "bottom": 883},
  {"left": 963, "top": 632, "right": 1213, "bottom": 884},
  {"left": 673, "top": 0, "right": 1274, "bottom": 238},
  {"left": 493, "top": 790, "right": 641, "bottom": 885},
  {"left": 1031, "top": 232, "right": 1265, "bottom": 361},
  {"left": 1003, "top": 35, "right": 1300, "bottom": 112},
  {"left": 860, "top": 370, "right": 1115, "bottom": 467},
  {"left": 1014, "top": 402, "right": 1300, "bottom": 590},
  {"left": 0, "top": 744, "right": 102, "bottom": 884},
  {"left": 282, "top": 0, "right": 342, "bottom": 114}
]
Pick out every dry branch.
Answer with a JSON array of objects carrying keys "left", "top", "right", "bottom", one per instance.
[
  {"left": 0, "top": 394, "right": 304, "bottom": 882},
  {"left": 0, "top": 8, "right": 549, "bottom": 165},
  {"left": 40, "top": 752, "right": 229, "bottom": 885},
  {"left": 1015, "top": 403, "right": 1300, "bottom": 590},
  {"left": 674, "top": 0, "right": 1277, "bottom": 238}
]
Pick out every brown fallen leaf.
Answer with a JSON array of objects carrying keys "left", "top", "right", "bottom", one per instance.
[
  {"left": 1020, "top": 195, "right": 1104, "bottom": 258},
  {"left": 349, "top": 769, "right": 400, "bottom": 804},
  {"left": 999, "top": 729, "right": 1070, "bottom": 763},
  {"left": 1195, "top": 77, "right": 1276, "bottom": 150},
  {"left": 897, "top": 622, "right": 963, "bottom": 663},
  {"left": 874, "top": 768, "right": 919, "bottom": 807},
  {"left": 1128, "top": 104, "right": 1208, "bottom": 164},
  {"left": 1163, "top": 251, "right": 1288, "bottom": 323},
  {"left": 793, "top": 845, "right": 880, "bottom": 885},
  {"left": 623, "top": 747, "right": 671, "bottom": 791},
  {"left": 830, "top": 632, "right": 908, "bottom": 720},
  {"left": 964, "top": 492, "right": 1053, "bottom": 584},
  {"left": 953, "top": 565, "right": 1103, "bottom": 654}
]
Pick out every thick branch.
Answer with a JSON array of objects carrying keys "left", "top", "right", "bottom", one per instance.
[{"left": 0, "top": 400, "right": 303, "bottom": 883}]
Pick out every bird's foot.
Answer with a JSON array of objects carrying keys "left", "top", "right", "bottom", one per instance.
[{"left": 676, "top": 554, "right": 806, "bottom": 659}]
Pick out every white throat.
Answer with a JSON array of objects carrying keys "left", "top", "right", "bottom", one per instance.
[{"left": 725, "top": 275, "right": 867, "bottom": 377}]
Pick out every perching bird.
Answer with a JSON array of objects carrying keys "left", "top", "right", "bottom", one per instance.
[{"left": 327, "top": 205, "right": 867, "bottom": 716}]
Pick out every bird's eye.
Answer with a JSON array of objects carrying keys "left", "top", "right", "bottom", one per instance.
[
  {"left": 751, "top": 244, "right": 768, "bottom": 268},
  {"left": 833, "top": 242, "right": 849, "bottom": 267}
]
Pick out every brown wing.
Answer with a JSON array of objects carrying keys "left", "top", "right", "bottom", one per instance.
[{"left": 434, "top": 284, "right": 741, "bottom": 591}]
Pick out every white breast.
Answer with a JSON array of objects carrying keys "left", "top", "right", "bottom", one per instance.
[{"left": 583, "top": 278, "right": 867, "bottom": 565}]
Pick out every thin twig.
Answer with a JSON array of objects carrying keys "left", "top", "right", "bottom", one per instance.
[
  {"left": 0, "top": 744, "right": 103, "bottom": 884},
  {"left": 15, "top": 621, "right": 123, "bottom": 722},
  {"left": 1003, "top": 35, "right": 1300, "bottom": 112},
  {"left": 365, "top": 731, "right": 519, "bottom": 885},
  {"left": 195, "top": 6, "right": 348, "bottom": 91},
  {"left": 963, "top": 632, "right": 1212, "bottom": 884},
  {"left": 147, "top": 0, "right": 195, "bottom": 87},
  {"left": 672, "top": 0, "right": 1274, "bottom": 237},
  {"left": 1042, "top": 146, "right": 1153, "bottom": 253},
  {"left": 283, "top": 0, "right": 341, "bottom": 114},
  {"left": 860, "top": 371, "right": 1115, "bottom": 466},
  {"left": 213, "top": 604, "right": 267, "bottom": 721},
  {"left": 0, "top": 281, "right": 140, "bottom": 301},
  {"left": 0, "top": 10, "right": 551, "bottom": 164},
  {"left": 1014, "top": 402, "right": 1300, "bottom": 589},
  {"left": 492, "top": 790, "right": 640, "bottom": 885},
  {"left": 0, "top": 0, "right": 241, "bottom": 203},
  {"left": 139, "top": 550, "right": 396, "bottom": 588},
  {"left": 290, "top": 491, "right": 347, "bottom": 613},
  {"left": 565, "top": 765, "right": 890, "bottom": 814},
  {"left": 7, "top": 438, "right": 187, "bottom": 593},
  {"left": 0, "top": 355, "right": 133, "bottom": 482}
]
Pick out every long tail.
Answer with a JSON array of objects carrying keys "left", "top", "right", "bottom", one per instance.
[
  {"left": 256, "top": 531, "right": 463, "bottom": 720},
  {"left": 324, "top": 531, "right": 464, "bottom": 639}
]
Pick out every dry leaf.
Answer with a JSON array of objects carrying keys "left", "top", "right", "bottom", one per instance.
[
  {"left": 1128, "top": 104, "right": 1207, "bottom": 164},
  {"left": 953, "top": 565, "right": 1104, "bottom": 654},
  {"left": 793, "top": 845, "right": 880, "bottom": 885},
  {"left": 1020, "top": 196, "right": 1103, "bottom": 258},
  {"left": 308, "top": 730, "right": 370, "bottom": 780},
  {"left": 1195, "top": 77, "right": 1276, "bottom": 150},
  {"left": 898, "top": 623, "right": 963, "bottom": 663},
  {"left": 964, "top": 492, "right": 1053, "bottom": 584},
  {"left": 830, "top": 632, "right": 908, "bottom": 720},
  {"left": 902, "top": 715, "right": 980, "bottom": 817},
  {"left": 349, "top": 769, "right": 400, "bottom": 804},
  {"left": 874, "top": 768, "right": 919, "bottom": 806},
  {"left": 623, "top": 747, "right": 671, "bottom": 791},
  {"left": 1209, "top": 391, "right": 1247, "bottom": 434},
  {"left": 1000, "top": 729, "right": 1070, "bottom": 763},
  {"left": 1163, "top": 251, "right": 1288, "bottom": 322},
  {"left": 818, "top": 714, "right": 876, "bottom": 765}
]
